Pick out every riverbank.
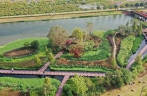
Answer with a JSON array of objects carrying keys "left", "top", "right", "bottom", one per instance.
[{"left": 0, "top": 10, "right": 122, "bottom": 23}]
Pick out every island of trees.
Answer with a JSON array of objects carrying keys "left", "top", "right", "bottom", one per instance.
[{"left": 1, "top": 0, "right": 147, "bottom": 96}]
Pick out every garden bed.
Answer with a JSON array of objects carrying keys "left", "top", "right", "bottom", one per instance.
[{"left": 3, "top": 47, "right": 37, "bottom": 58}]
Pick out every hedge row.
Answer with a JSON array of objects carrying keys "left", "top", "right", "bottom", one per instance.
[
  {"left": 131, "top": 35, "right": 144, "bottom": 54},
  {"left": 117, "top": 35, "right": 135, "bottom": 67}
]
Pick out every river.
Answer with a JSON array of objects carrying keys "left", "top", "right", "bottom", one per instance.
[{"left": 0, "top": 14, "right": 133, "bottom": 46}]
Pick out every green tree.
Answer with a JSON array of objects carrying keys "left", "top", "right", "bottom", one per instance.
[
  {"left": 114, "top": 4, "right": 118, "bottom": 9},
  {"left": 135, "top": 3, "right": 139, "bottom": 7},
  {"left": 31, "top": 40, "right": 39, "bottom": 49},
  {"left": 104, "top": 74, "right": 111, "bottom": 88},
  {"left": 135, "top": 53, "right": 142, "bottom": 65},
  {"left": 47, "top": 26, "right": 68, "bottom": 52},
  {"left": 121, "top": 68, "right": 133, "bottom": 84},
  {"left": 132, "top": 20, "right": 138, "bottom": 33},
  {"left": 84, "top": 77, "right": 95, "bottom": 92},
  {"left": 138, "top": 22, "right": 142, "bottom": 36},
  {"left": 86, "top": 22, "right": 93, "bottom": 35},
  {"left": 140, "top": 2, "right": 144, "bottom": 7},
  {"left": 125, "top": 3, "right": 129, "bottom": 7},
  {"left": 48, "top": 53, "right": 55, "bottom": 63},
  {"left": 130, "top": 3, "right": 134, "bottom": 8},
  {"left": 69, "top": 44, "right": 84, "bottom": 58},
  {"left": 34, "top": 55, "right": 41, "bottom": 66},
  {"left": 42, "top": 77, "right": 56, "bottom": 96},
  {"left": 23, "top": 42, "right": 30, "bottom": 47},
  {"left": 83, "top": 40, "right": 95, "bottom": 51},
  {"left": 118, "top": 25, "right": 126, "bottom": 36},
  {"left": 69, "top": 74, "right": 88, "bottom": 96},
  {"left": 111, "top": 57, "right": 117, "bottom": 67},
  {"left": 71, "top": 28, "right": 83, "bottom": 42},
  {"left": 83, "top": 31, "right": 88, "bottom": 41}
]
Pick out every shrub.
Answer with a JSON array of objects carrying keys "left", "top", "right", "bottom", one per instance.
[
  {"left": 83, "top": 40, "right": 95, "bottom": 51},
  {"left": 131, "top": 35, "right": 144, "bottom": 54},
  {"left": 31, "top": 40, "right": 39, "bottom": 49},
  {"left": 117, "top": 36, "right": 135, "bottom": 67}
]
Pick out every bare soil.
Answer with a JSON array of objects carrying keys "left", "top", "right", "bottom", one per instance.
[
  {"left": 57, "top": 57, "right": 115, "bottom": 69},
  {"left": 4, "top": 47, "right": 36, "bottom": 57},
  {"left": 0, "top": 88, "right": 28, "bottom": 96},
  {"left": 115, "top": 33, "right": 124, "bottom": 56}
]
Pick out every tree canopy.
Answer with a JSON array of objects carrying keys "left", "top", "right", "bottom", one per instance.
[{"left": 47, "top": 26, "right": 68, "bottom": 52}]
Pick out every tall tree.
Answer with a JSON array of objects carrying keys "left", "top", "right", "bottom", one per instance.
[
  {"left": 114, "top": 4, "right": 118, "bottom": 9},
  {"left": 71, "top": 28, "right": 83, "bottom": 42},
  {"left": 138, "top": 22, "right": 143, "bottom": 36},
  {"left": 86, "top": 22, "right": 93, "bottom": 35},
  {"left": 69, "top": 44, "right": 84, "bottom": 58},
  {"left": 69, "top": 74, "right": 88, "bottom": 96},
  {"left": 42, "top": 77, "right": 56, "bottom": 96},
  {"left": 111, "top": 57, "right": 117, "bottom": 67},
  {"left": 118, "top": 25, "right": 126, "bottom": 36},
  {"left": 34, "top": 55, "right": 41, "bottom": 66},
  {"left": 132, "top": 20, "right": 138, "bottom": 33},
  {"left": 48, "top": 53, "right": 55, "bottom": 63},
  {"left": 47, "top": 26, "right": 68, "bottom": 52},
  {"left": 135, "top": 3, "right": 139, "bottom": 8}
]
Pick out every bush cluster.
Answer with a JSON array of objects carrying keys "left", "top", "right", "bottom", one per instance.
[
  {"left": 117, "top": 36, "right": 135, "bottom": 67},
  {"left": 131, "top": 35, "right": 144, "bottom": 54}
]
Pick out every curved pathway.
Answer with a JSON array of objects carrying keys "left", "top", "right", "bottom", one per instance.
[{"left": 112, "top": 32, "right": 118, "bottom": 58}]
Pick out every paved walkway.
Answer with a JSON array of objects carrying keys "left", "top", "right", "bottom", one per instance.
[
  {"left": 126, "top": 44, "right": 147, "bottom": 69},
  {"left": 112, "top": 32, "right": 118, "bottom": 58},
  {"left": 56, "top": 75, "right": 70, "bottom": 96}
]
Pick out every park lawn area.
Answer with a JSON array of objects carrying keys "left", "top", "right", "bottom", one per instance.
[
  {"left": 0, "top": 38, "right": 48, "bottom": 62},
  {"left": 101, "top": 74, "right": 147, "bottom": 96},
  {"left": 0, "top": 77, "right": 60, "bottom": 93}
]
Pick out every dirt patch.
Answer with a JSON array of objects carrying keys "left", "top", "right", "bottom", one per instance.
[
  {"left": 0, "top": 57, "right": 46, "bottom": 68},
  {"left": 115, "top": 33, "right": 124, "bottom": 56},
  {"left": 0, "top": 88, "right": 28, "bottom": 96},
  {"left": 56, "top": 58, "right": 115, "bottom": 69},
  {"left": 4, "top": 47, "right": 36, "bottom": 57}
]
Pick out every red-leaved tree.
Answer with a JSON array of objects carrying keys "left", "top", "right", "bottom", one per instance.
[{"left": 69, "top": 44, "right": 84, "bottom": 58}]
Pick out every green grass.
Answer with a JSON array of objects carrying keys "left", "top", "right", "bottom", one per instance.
[
  {"left": 101, "top": 74, "right": 147, "bottom": 96},
  {"left": 93, "top": 30, "right": 105, "bottom": 38},
  {"left": 0, "top": 77, "right": 60, "bottom": 92},
  {"left": 62, "top": 39, "right": 111, "bottom": 61},
  {"left": 0, "top": 38, "right": 48, "bottom": 62},
  {"left": 50, "top": 66, "right": 113, "bottom": 73}
]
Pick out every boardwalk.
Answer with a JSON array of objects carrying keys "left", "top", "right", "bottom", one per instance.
[
  {"left": 38, "top": 50, "right": 64, "bottom": 72},
  {"left": 44, "top": 71, "right": 105, "bottom": 77},
  {"left": 133, "top": 11, "right": 147, "bottom": 19},
  {"left": 56, "top": 75, "right": 70, "bottom": 96},
  {"left": 126, "top": 44, "right": 147, "bottom": 69}
]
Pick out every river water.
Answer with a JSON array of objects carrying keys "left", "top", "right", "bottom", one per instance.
[{"left": 0, "top": 14, "right": 133, "bottom": 46}]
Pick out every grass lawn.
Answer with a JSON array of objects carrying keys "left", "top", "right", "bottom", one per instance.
[
  {"left": 0, "top": 77, "right": 60, "bottom": 91},
  {"left": 50, "top": 66, "right": 113, "bottom": 73},
  {"left": 0, "top": 77, "right": 60, "bottom": 95},
  {"left": 0, "top": 38, "right": 48, "bottom": 62},
  {"left": 101, "top": 74, "right": 147, "bottom": 96}
]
